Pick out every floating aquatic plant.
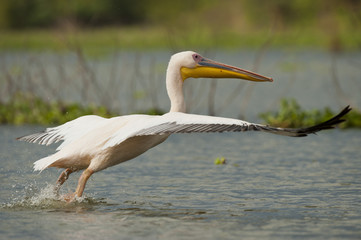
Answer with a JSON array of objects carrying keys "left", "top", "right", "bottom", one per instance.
[{"left": 214, "top": 157, "right": 227, "bottom": 165}]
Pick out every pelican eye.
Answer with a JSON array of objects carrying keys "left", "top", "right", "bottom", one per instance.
[{"left": 192, "top": 54, "right": 202, "bottom": 63}]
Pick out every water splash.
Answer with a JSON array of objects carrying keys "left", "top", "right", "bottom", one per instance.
[{"left": 1, "top": 183, "right": 105, "bottom": 211}]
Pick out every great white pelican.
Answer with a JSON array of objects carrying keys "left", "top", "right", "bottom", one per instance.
[{"left": 18, "top": 51, "right": 351, "bottom": 201}]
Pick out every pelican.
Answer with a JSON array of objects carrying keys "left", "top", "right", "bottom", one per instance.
[{"left": 17, "top": 51, "right": 351, "bottom": 201}]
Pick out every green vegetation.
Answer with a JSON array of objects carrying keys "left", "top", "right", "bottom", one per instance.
[
  {"left": 0, "top": 92, "right": 116, "bottom": 125},
  {"left": 259, "top": 99, "right": 361, "bottom": 129},
  {"left": 134, "top": 108, "right": 165, "bottom": 116},
  {"left": 0, "top": 0, "right": 360, "bottom": 52},
  {"left": 0, "top": 92, "right": 166, "bottom": 125}
]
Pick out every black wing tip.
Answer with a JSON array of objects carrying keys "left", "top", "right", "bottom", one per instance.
[
  {"left": 297, "top": 105, "right": 351, "bottom": 136},
  {"left": 337, "top": 105, "right": 352, "bottom": 118},
  {"left": 325, "top": 105, "right": 351, "bottom": 126}
]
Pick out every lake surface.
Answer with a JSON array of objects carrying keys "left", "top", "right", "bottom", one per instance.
[{"left": 1, "top": 125, "right": 361, "bottom": 239}]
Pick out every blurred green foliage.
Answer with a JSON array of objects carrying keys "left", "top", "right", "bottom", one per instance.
[
  {"left": 0, "top": 0, "right": 360, "bottom": 50},
  {"left": 0, "top": 0, "right": 207, "bottom": 29},
  {"left": 259, "top": 99, "right": 361, "bottom": 129},
  {"left": 0, "top": 0, "right": 147, "bottom": 28},
  {"left": 0, "top": 0, "right": 359, "bottom": 30}
]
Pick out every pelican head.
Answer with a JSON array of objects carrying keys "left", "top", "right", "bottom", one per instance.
[{"left": 170, "top": 51, "right": 273, "bottom": 82}]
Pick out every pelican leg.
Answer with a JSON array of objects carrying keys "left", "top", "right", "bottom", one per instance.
[
  {"left": 75, "top": 168, "right": 94, "bottom": 197},
  {"left": 64, "top": 168, "right": 94, "bottom": 202},
  {"left": 54, "top": 168, "right": 73, "bottom": 194}
]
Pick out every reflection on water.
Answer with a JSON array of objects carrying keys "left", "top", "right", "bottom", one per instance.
[{"left": 1, "top": 125, "right": 361, "bottom": 239}]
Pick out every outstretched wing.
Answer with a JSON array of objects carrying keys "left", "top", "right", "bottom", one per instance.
[
  {"left": 104, "top": 106, "right": 351, "bottom": 149},
  {"left": 138, "top": 106, "right": 351, "bottom": 136},
  {"left": 17, "top": 115, "right": 107, "bottom": 151}
]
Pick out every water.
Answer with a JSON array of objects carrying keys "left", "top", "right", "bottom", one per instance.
[{"left": 1, "top": 125, "right": 361, "bottom": 239}]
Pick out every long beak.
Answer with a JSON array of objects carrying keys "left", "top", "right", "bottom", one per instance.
[{"left": 181, "top": 57, "right": 273, "bottom": 82}]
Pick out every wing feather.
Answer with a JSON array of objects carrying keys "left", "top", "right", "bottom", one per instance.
[{"left": 17, "top": 115, "right": 107, "bottom": 151}]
